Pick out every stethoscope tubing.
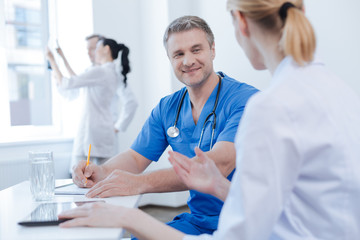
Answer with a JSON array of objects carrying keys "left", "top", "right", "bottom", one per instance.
[
  {"left": 174, "top": 88, "right": 188, "bottom": 127},
  {"left": 168, "top": 75, "right": 222, "bottom": 150}
]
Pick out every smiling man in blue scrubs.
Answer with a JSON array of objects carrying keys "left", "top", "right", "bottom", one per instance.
[{"left": 72, "top": 15, "right": 258, "bottom": 237}]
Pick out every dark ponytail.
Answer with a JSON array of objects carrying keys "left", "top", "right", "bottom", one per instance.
[
  {"left": 118, "top": 43, "right": 130, "bottom": 87},
  {"left": 101, "top": 38, "right": 131, "bottom": 87}
]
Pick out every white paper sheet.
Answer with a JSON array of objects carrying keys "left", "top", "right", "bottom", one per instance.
[{"left": 55, "top": 184, "right": 89, "bottom": 195}]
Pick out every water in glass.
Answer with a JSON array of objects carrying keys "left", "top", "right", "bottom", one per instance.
[{"left": 29, "top": 152, "right": 55, "bottom": 201}]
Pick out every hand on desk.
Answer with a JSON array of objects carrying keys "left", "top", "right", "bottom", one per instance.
[
  {"left": 85, "top": 169, "right": 141, "bottom": 198},
  {"left": 169, "top": 147, "right": 230, "bottom": 201},
  {"left": 58, "top": 201, "right": 186, "bottom": 240},
  {"left": 59, "top": 202, "right": 128, "bottom": 228}
]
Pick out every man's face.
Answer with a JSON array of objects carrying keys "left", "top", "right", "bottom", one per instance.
[
  {"left": 166, "top": 29, "right": 215, "bottom": 88},
  {"left": 86, "top": 37, "right": 99, "bottom": 64}
]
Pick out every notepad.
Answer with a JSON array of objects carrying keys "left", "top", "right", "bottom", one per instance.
[{"left": 55, "top": 183, "right": 90, "bottom": 195}]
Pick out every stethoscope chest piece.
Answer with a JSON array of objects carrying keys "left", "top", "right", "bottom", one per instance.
[{"left": 167, "top": 126, "right": 180, "bottom": 138}]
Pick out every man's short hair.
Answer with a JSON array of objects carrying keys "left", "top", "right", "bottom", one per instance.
[
  {"left": 163, "top": 15, "right": 215, "bottom": 49},
  {"left": 85, "top": 34, "right": 104, "bottom": 41}
]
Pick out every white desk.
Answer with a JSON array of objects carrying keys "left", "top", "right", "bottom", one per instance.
[{"left": 0, "top": 180, "right": 141, "bottom": 240}]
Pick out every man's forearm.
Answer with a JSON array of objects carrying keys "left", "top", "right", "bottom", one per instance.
[
  {"left": 139, "top": 168, "right": 188, "bottom": 194},
  {"left": 203, "top": 141, "right": 236, "bottom": 177},
  {"left": 102, "top": 150, "right": 152, "bottom": 176},
  {"left": 136, "top": 142, "right": 236, "bottom": 194},
  {"left": 96, "top": 143, "right": 236, "bottom": 196}
]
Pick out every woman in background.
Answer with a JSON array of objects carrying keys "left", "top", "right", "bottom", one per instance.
[
  {"left": 58, "top": 1, "right": 360, "bottom": 239},
  {"left": 47, "top": 38, "right": 138, "bottom": 171}
]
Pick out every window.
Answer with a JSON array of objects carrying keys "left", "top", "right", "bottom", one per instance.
[{"left": 0, "top": 0, "right": 59, "bottom": 142}]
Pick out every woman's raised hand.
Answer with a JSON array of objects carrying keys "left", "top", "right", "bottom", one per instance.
[
  {"left": 169, "top": 147, "right": 230, "bottom": 201},
  {"left": 55, "top": 46, "right": 65, "bottom": 58}
]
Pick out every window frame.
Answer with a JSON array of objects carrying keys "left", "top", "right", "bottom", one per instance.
[{"left": 0, "top": 0, "right": 62, "bottom": 143}]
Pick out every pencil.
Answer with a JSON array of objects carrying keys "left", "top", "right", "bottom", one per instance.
[
  {"left": 85, "top": 144, "right": 91, "bottom": 185},
  {"left": 86, "top": 144, "right": 91, "bottom": 166}
]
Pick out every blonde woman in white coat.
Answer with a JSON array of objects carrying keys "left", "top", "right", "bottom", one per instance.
[{"left": 47, "top": 38, "right": 137, "bottom": 172}]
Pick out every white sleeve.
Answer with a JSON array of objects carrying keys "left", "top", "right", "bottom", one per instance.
[
  {"left": 58, "top": 66, "right": 105, "bottom": 89},
  {"left": 114, "top": 84, "right": 138, "bottom": 132},
  {"left": 213, "top": 94, "right": 302, "bottom": 240},
  {"left": 56, "top": 85, "right": 80, "bottom": 101}
]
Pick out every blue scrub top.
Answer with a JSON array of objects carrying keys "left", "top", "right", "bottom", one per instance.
[{"left": 131, "top": 72, "right": 258, "bottom": 230}]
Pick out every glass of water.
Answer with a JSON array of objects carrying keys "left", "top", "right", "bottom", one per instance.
[{"left": 29, "top": 151, "right": 55, "bottom": 201}]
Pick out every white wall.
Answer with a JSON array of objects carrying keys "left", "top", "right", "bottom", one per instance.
[
  {"left": 305, "top": 0, "right": 360, "bottom": 96},
  {"left": 0, "top": 139, "right": 72, "bottom": 190}
]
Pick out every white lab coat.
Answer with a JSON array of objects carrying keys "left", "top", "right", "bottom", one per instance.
[
  {"left": 112, "top": 55, "right": 138, "bottom": 132},
  {"left": 184, "top": 56, "right": 360, "bottom": 240},
  {"left": 58, "top": 61, "right": 137, "bottom": 160},
  {"left": 112, "top": 82, "right": 138, "bottom": 132}
]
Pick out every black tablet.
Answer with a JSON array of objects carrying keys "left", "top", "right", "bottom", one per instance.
[{"left": 18, "top": 201, "right": 104, "bottom": 226}]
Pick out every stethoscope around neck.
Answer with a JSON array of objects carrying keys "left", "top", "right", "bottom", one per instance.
[{"left": 167, "top": 76, "right": 222, "bottom": 150}]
